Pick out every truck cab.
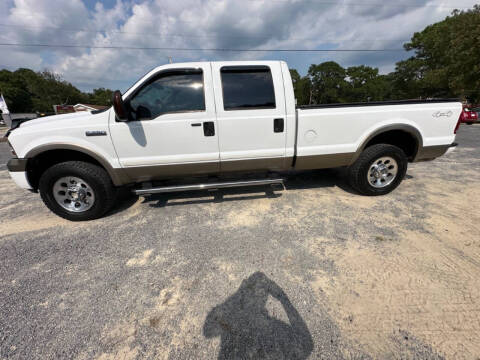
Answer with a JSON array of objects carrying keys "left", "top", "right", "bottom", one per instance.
[{"left": 110, "top": 61, "right": 294, "bottom": 181}]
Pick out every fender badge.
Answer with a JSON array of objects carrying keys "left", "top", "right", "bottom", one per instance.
[
  {"left": 86, "top": 130, "right": 107, "bottom": 136},
  {"left": 432, "top": 111, "right": 452, "bottom": 118}
]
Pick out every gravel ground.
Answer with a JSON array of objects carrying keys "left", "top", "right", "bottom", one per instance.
[{"left": 0, "top": 125, "right": 479, "bottom": 359}]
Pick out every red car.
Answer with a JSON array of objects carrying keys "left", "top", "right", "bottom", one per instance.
[{"left": 460, "top": 106, "right": 478, "bottom": 125}]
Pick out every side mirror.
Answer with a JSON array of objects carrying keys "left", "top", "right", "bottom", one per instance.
[{"left": 112, "top": 90, "right": 128, "bottom": 121}]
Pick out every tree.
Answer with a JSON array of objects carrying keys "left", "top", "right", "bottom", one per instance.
[
  {"left": 87, "top": 88, "right": 114, "bottom": 106},
  {"left": 0, "top": 68, "right": 113, "bottom": 113},
  {"left": 0, "top": 69, "right": 33, "bottom": 112},
  {"left": 291, "top": 63, "right": 392, "bottom": 105},
  {"left": 398, "top": 5, "right": 480, "bottom": 102},
  {"left": 346, "top": 65, "right": 391, "bottom": 102},
  {"left": 289, "top": 69, "right": 312, "bottom": 105},
  {"left": 307, "top": 61, "right": 348, "bottom": 104}
]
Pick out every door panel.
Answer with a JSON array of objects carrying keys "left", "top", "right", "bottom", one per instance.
[
  {"left": 211, "top": 62, "right": 287, "bottom": 171},
  {"left": 109, "top": 64, "right": 219, "bottom": 182}
]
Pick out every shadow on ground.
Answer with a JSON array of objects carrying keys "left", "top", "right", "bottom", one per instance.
[
  {"left": 203, "top": 272, "right": 313, "bottom": 359},
  {"left": 140, "top": 168, "right": 359, "bottom": 208},
  {"left": 107, "top": 167, "right": 415, "bottom": 213}
]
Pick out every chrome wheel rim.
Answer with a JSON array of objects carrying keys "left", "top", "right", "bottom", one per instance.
[
  {"left": 53, "top": 176, "right": 95, "bottom": 212},
  {"left": 367, "top": 156, "right": 398, "bottom": 188}
]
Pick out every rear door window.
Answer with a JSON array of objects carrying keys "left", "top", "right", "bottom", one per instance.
[{"left": 220, "top": 66, "right": 276, "bottom": 110}]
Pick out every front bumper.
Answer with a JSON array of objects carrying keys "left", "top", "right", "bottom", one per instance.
[
  {"left": 7, "top": 158, "right": 32, "bottom": 190},
  {"left": 7, "top": 158, "right": 28, "bottom": 172},
  {"left": 8, "top": 171, "right": 33, "bottom": 190}
]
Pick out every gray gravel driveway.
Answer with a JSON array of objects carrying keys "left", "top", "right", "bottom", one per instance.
[{"left": 1, "top": 125, "right": 479, "bottom": 359}]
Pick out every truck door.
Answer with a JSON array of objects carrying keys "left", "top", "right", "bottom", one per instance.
[
  {"left": 109, "top": 63, "right": 219, "bottom": 182},
  {"left": 211, "top": 62, "right": 288, "bottom": 172}
]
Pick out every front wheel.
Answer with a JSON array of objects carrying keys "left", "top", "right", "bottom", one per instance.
[
  {"left": 348, "top": 144, "right": 408, "bottom": 196},
  {"left": 39, "top": 161, "right": 117, "bottom": 221}
]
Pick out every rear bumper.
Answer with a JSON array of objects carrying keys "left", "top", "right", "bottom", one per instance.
[{"left": 414, "top": 142, "right": 456, "bottom": 162}]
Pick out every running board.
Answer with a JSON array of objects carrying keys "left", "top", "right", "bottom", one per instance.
[{"left": 133, "top": 178, "right": 285, "bottom": 195}]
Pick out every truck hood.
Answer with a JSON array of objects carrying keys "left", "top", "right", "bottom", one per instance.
[{"left": 17, "top": 111, "right": 94, "bottom": 129}]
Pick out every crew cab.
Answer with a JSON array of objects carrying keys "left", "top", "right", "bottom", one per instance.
[{"left": 5, "top": 61, "right": 461, "bottom": 221}]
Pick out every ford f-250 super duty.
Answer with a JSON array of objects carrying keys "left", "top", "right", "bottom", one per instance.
[{"left": 5, "top": 61, "right": 461, "bottom": 221}]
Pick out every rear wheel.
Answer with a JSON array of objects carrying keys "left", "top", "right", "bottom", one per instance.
[
  {"left": 348, "top": 144, "right": 408, "bottom": 196},
  {"left": 39, "top": 161, "right": 116, "bottom": 221}
]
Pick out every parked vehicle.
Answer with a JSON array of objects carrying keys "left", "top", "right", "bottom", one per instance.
[
  {"left": 5, "top": 61, "right": 462, "bottom": 220},
  {"left": 471, "top": 107, "right": 480, "bottom": 122},
  {"left": 460, "top": 106, "right": 478, "bottom": 125}
]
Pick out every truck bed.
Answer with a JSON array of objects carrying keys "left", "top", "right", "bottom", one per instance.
[{"left": 294, "top": 99, "right": 462, "bottom": 170}]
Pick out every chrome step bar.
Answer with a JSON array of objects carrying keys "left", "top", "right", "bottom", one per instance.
[{"left": 134, "top": 178, "right": 285, "bottom": 195}]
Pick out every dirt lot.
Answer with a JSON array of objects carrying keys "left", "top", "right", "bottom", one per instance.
[{"left": 1, "top": 125, "right": 479, "bottom": 359}]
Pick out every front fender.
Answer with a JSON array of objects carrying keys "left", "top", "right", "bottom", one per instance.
[{"left": 22, "top": 138, "right": 129, "bottom": 187}]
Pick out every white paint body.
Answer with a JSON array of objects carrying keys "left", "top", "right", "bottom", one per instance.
[
  {"left": 9, "top": 171, "right": 31, "bottom": 189},
  {"left": 296, "top": 103, "right": 458, "bottom": 157},
  {"left": 109, "top": 63, "right": 219, "bottom": 168},
  {"left": 6, "top": 61, "right": 462, "bottom": 190}
]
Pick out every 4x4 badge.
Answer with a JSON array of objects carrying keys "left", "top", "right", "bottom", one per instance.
[{"left": 433, "top": 111, "right": 453, "bottom": 118}]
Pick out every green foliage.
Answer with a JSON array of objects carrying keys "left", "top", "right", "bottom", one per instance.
[
  {"left": 291, "top": 5, "right": 479, "bottom": 105},
  {"left": 88, "top": 88, "right": 114, "bottom": 106},
  {"left": 0, "top": 69, "right": 112, "bottom": 113},
  {"left": 291, "top": 63, "right": 394, "bottom": 105},
  {"left": 308, "top": 61, "right": 348, "bottom": 104},
  {"left": 346, "top": 65, "right": 393, "bottom": 102},
  {"left": 400, "top": 5, "right": 480, "bottom": 102},
  {"left": 289, "top": 69, "right": 312, "bottom": 105},
  {"left": 0, "top": 70, "right": 32, "bottom": 112}
]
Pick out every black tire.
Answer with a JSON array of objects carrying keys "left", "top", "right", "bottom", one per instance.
[
  {"left": 466, "top": 122, "right": 473, "bottom": 125},
  {"left": 39, "top": 161, "right": 117, "bottom": 221},
  {"left": 348, "top": 144, "right": 408, "bottom": 196}
]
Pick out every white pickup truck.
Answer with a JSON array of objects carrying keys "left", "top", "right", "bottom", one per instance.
[{"left": 5, "top": 61, "right": 461, "bottom": 221}]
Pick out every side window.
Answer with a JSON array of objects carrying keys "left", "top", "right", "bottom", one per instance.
[
  {"left": 128, "top": 69, "right": 205, "bottom": 120},
  {"left": 220, "top": 66, "right": 276, "bottom": 110}
]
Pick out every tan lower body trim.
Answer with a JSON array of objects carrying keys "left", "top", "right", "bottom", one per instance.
[
  {"left": 294, "top": 153, "right": 355, "bottom": 170},
  {"left": 220, "top": 157, "right": 287, "bottom": 172},
  {"left": 120, "top": 157, "right": 289, "bottom": 184},
  {"left": 413, "top": 145, "right": 449, "bottom": 162},
  {"left": 115, "top": 153, "right": 359, "bottom": 185},
  {"left": 122, "top": 161, "right": 220, "bottom": 183}
]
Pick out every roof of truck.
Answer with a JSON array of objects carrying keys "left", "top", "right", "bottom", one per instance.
[
  {"left": 122, "top": 60, "right": 286, "bottom": 98},
  {"left": 150, "top": 60, "right": 285, "bottom": 71}
]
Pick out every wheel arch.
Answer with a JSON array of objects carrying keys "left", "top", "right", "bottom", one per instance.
[
  {"left": 25, "top": 144, "right": 129, "bottom": 189},
  {"left": 353, "top": 124, "right": 423, "bottom": 163}
]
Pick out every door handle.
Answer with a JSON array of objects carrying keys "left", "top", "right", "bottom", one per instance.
[
  {"left": 191, "top": 123, "right": 201, "bottom": 127},
  {"left": 203, "top": 121, "right": 215, "bottom": 137},
  {"left": 274, "top": 118, "right": 284, "bottom": 133}
]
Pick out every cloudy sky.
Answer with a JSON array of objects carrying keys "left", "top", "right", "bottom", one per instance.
[{"left": 0, "top": 0, "right": 477, "bottom": 92}]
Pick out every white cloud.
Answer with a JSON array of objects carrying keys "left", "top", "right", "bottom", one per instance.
[{"left": 1, "top": 0, "right": 477, "bottom": 91}]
